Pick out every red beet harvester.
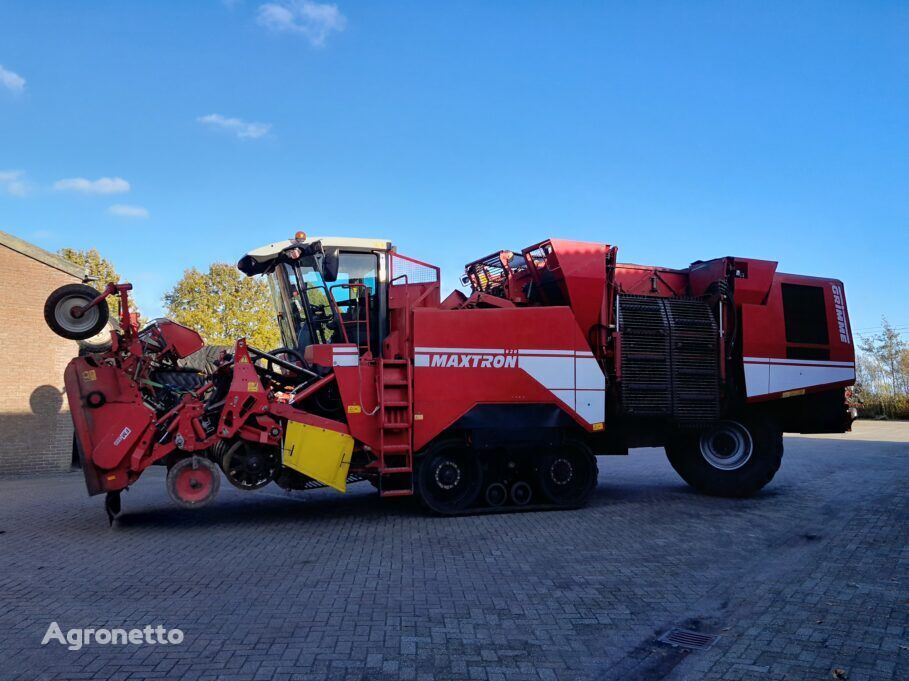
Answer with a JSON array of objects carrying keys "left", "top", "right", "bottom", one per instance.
[{"left": 44, "top": 234, "right": 856, "bottom": 519}]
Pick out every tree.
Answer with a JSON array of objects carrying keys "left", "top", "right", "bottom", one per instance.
[
  {"left": 857, "top": 318, "right": 909, "bottom": 419},
  {"left": 859, "top": 317, "right": 907, "bottom": 396},
  {"left": 58, "top": 247, "right": 123, "bottom": 317},
  {"left": 164, "top": 263, "right": 281, "bottom": 349}
]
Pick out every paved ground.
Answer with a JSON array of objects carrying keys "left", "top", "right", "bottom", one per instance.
[{"left": 0, "top": 421, "right": 907, "bottom": 681}]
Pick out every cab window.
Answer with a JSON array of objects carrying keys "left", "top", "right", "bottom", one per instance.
[{"left": 330, "top": 252, "right": 379, "bottom": 352}]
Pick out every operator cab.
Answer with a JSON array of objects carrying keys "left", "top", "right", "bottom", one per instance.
[{"left": 238, "top": 234, "right": 392, "bottom": 359}]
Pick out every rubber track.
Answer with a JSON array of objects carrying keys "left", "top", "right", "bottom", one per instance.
[{"left": 424, "top": 501, "right": 586, "bottom": 517}]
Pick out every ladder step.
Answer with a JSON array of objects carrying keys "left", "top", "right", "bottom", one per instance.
[
  {"left": 383, "top": 422, "right": 410, "bottom": 430},
  {"left": 381, "top": 444, "right": 412, "bottom": 453},
  {"left": 380, "top": 489, "right": 413, "bottom": 497},
  {"left": 382, "top": 467, "right": 413, "bottom": 474},
  {"left": 384, "top": 380, "right": 409, "bottom": 386},
  {"left": 383, "top": 401, "right": 409, "bottom": 408}
]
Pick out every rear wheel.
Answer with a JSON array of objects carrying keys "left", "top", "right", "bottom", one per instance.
[
  {"left": 44, "top": 284, "right": 110, "bottom": 340},
  {"left": 666, "top": 416, "right": 783, "bottom": 497},
  {"left": 416, "top": 439, "right": 482, "bottom": 515}
]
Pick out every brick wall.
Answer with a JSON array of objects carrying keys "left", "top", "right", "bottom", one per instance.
[{"left": 0, "top": 245, "right": 81, "bottom": 474}]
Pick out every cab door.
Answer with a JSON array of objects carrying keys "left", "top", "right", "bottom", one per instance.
[{"left": 328, "top": 251, "right": 385, "bottom": 356}]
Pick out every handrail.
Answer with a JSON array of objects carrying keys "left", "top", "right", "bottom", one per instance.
[
  {"left": 328, "top": 283, "right": 372, "bottom": 355},
  {"left": 389, "top": 274, "right": 411, "bottom": 357}
]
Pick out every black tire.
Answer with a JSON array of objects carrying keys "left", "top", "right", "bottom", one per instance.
[
  {"left": 665, "top": 415, "right": 783, "bottom": 498},
  {"left": 44, "top": 284, "right": 110, "bottom": 340},
  {"left": 179, "top": 344, "right": 230, "bottom": 374},
  {"left": 78, "top": 320, "right": 115, "bottom": 354},
  {"left": 535, "top": 439, "right": 599, "bottom": 507},
  {"left": 416, "top": 439, "right": 483, "bottom": 515}
]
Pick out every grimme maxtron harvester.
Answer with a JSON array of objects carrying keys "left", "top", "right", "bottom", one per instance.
[{"left": 46, "top": 234, "right": 856, "bottom": 520}]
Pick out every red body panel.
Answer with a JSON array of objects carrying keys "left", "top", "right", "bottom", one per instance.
[
  {"left": 65, "top": 359, "right": 155, "bottom": 494},
  {"left": 155, "top": 320, "right": 204, "bottom": 359},
  {"left": 534, "top": 239, "right": 609, "bottom": 340},
  {"left": 332, "top": 349, "right": 381, "bottom": 451},
  {"left": 410, "top": 307, "right": 606, "bottom": 450},
  {"left": 741, "top": 274, "right": 854, "bottom": 401}
]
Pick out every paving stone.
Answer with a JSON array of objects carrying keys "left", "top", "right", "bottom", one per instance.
[{"left": 0, "top": 427, "right": 906, "bottom": 680}]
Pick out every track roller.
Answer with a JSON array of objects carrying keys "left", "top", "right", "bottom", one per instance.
[
  {"left": 416, "top": 439, "right": 482, "bottom": 515},
  {"left": 535, "top": 440, "right": 598, "bottom": 507},
  {"left": 510, "top": 481, "right": 532, "bottom": 506},
  {"left": 484, "top": 482, "right": 507, "bottom": 507}
]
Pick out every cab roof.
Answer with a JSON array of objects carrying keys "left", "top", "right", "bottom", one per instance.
[{"left": 240, "top": 236, "right": 392, "bottom": 275}]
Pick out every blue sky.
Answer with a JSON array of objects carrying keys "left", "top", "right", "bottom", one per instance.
[{"left": 1, "top": 1, "right": 907, "bottom": 338}]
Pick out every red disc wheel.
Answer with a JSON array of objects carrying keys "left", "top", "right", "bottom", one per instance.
[{"left": 167, "top": 457, "right": 220, "bottom": 508}]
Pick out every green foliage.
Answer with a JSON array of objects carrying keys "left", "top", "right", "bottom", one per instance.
[
  {"left": 857, "top": 393, "right": 909, "bottom": 420},
  {"left": 58, "top": 247, "right": 125, "bottom": 318},
  {"left": 854, "top": 317, "right": 909, "bottom": 419},
  {"left": 164, "top": 263, "right": 281, "bottom": 349},
  {"left": 58, "top": 247, "right": 146, "bottom": 324}
]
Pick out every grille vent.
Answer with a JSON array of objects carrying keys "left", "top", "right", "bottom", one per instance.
[
  {"left": 617, "top": 294, "right": 720, "bottom": 424},
  {"left": 657, "top": 628, "right": 719, "bottom": 651}
]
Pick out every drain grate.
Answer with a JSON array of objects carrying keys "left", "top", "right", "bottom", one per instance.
[{"left": 657, "top": 628, "right": 719, "bottom": 651}]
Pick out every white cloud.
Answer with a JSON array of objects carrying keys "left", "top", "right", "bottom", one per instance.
[
  {"left": 257, "top": 1, "right": 346, "bottom": 47},
  {"left": 0, "top": 170, "right": 30, "bottom": 196},
  {"left": 197, "top": 113, "right": 272, "bottom": 140},
  {"left": 108, "top": 204, "right": 149, "bottom": 219},
  {"left": 0, "top": 65, "right": 26, "bottom": 95},
  {"left": 53, "top": 177, "right": 131, "bottom": 194}
]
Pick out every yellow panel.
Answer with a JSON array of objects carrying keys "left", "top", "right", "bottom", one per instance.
[{"left": 282, "top": 421, "right": 354, "bottom": 493}]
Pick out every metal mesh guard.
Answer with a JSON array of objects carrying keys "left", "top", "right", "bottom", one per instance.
[{"left": 391, "top": 253, "right": 438, "bottom": 285}]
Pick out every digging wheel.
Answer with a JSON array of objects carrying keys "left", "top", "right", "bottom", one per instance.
[
  {"left": 167, "top": 456, "right": 221, "bottom": 508},
  {"left": 417, "top": 439, "right": 483, "bottom": 515},
  {"left": 220, "top": 441, "right": 279, "bottom": 491}
]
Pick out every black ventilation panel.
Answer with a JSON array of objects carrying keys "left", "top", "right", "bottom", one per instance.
[
  {"left": 616, "top": 295, "right": 720, "bottom": 424},
  {"left": 781, "top": 283, "right": 829, "bottom": 345}
]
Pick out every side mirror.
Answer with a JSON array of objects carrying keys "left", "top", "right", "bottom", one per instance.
[{"left": 322, "top": 247, "right": 340, "bottom": 282}]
